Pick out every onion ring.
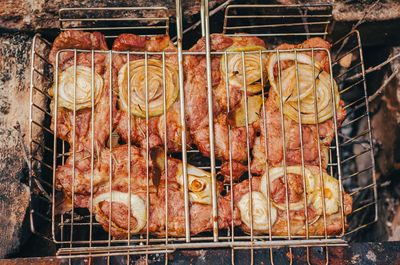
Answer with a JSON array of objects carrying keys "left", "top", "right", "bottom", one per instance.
[
  {"left": 267, "top": 52, "right": 340, "bottom": 124},
  {"left": 118, "top": 59, "right": 179, "bottom": 118},
  {"left": 93, "top": 191, "right": 147, "bottom": 234},
  {"left": 176, "top": 164, "right": 213, "bottom": 205},
  {"left": 238, "top": 191, "right": 277, "bottom": 232},
  {"left": 308, "top": 172, "right": 340, "bottom": 216},
  {"left": 52, "top": 66, "right": 103, "bottom": 111},
  {"left": 220, "top": 46, "right": 268, "bottom": 94},
  {"left": 260, "top": 166, "right": 317, "bottom": 211}
]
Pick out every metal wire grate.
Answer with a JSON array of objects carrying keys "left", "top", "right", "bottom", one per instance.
[
  {"left": 29, "top": 2, "right": 377, "bottom": 264},
  {"left": 59, "top": 7, "right": 169, "bottom": 38}
]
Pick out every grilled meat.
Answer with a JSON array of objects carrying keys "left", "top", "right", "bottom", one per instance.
[
  {"left": 250, "top": 37, "right": 346, "bottom": 175},
  {"left": 230, "top": 166, "right": 352, "bottom": 236},
  {"left": 49, "top": 30, "right": 117, "bottom": 153},
  {"left": 184, "top": 34, "right": 266, "bottom": 165},
  {"left": 112, "top": 34, "right": 191, "bottom": 153}
]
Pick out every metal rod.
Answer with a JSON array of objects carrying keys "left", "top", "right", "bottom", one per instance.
[
  {"left": 259, "top": 50, "right": 275, "bottom": 265},
  {"left": 200, "top": 0, "right": 206, "bottom": 37},
  {"left": 341, "top": 114, "right": 367, "bottom": 128},
  {"left": 51, "top": 50, "right": 60, "bottom": 242},
  {"left": 225, "top": 32, "right": 328, "bottom": 37},
  {"left": 60, "top": 17, "right": 168, "bottom": 22},
  {"left": 29, "top": 34, "right": 38, "bottom": 235},
  {"left": 127, "top": 51, "right": 132, "bottom": 246},
  {"left": 339, "top": 79, "right": 363, "bottom": 94},
  {"left": 355, "top": 30, "right": 378, "bottom": 223},
  {"left": 53, "top": 232, "right": 345, "bottom": 245},
  {"left": 57, "top": 238, "right": 347, "bottom": 255},
  {"left": 340, "top": 129, "right": 370, "bottom": 147},
  {"left": 294, "top": 50, "right": 310, "bottom": 242},
  {"left": 107, "top": 50, "right": 113, "bottom": 252},
  {"left": 162, "top": 51, "right": 169, "bottom": 251},
  {"left": 343, "top": 166, "right": 373, "bottom": 181},
  {"left": 225, "top": 21, "right": 329, "bottom": 30},
  {"left": 69, "top": 49, "right": 78, "bottom": 249},
  {"left": 226, "top": 14, "right": 332, "bottom": 19},
  {"left": 32, "top": 85, "right": 52, "bottom": 99},
  {"left": 202, "top": 0, "right": 219, "bottom": 242},
  {"left": 223, "top": 51, "right": 234, "bottom": 245},
  {"left": 145, "top": 51, "right": 150, "bottom": 265},
  {"left": 175, "top": 0, "right": 191, "bottom": 242},
  {"left": 241, "top": 52, "right": 254, "bottom": 265},
  {"left": 32, "top": 103, "right": 53, "bottom": 117},
  {"left": 334, "top": 62, "right": 362, "bottom": 80},
  {"left": 276, "top": 50, "right": 292, "bottom": 242},
  {"left": 31, "top": 139, "right": 53, "bottom": 153},
  {"left": 62, "top": 26, "right": 168, "bottom": 31}
]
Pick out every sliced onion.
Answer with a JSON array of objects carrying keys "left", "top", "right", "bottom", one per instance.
[
  {"left": 176, "top": 164, "right": 212, "bottom": 205},
  {"left": 220, "top": 46, "right": 268, "bottom": 94},
  {"left": 260, "top": 166, "right": 317, "bottom": 211},
  {"left": 118, "top": 59, "right": 179, "bottom": 118},
  {"left": 306, "top": 215, "right": 320, "bottom": 226},
  {"left": 267, "top": 52, "right": 340, "bottom": 124},
  {"left": 93, "top": 191, "right": 146, "bottom": 234},
  {"left": 227, "top": 94, "right": 263, "bottom": 127},
  {"left": 238, "top": 191, "right": 277, "bottom": 232},
  {"left": 309, "top": 172, "right": 340, "bottom": 216},
  {"left": 52, "top": 66, "right": 103, "bottom": 110}
]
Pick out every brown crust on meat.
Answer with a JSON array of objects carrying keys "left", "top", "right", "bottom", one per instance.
[
  {"left": 230, "top": 168, "right": 352, "bottom": 236},
  {"left": 184, "top": 34, "right": 265, "bottom": 165},
  {"left": 112, "top": 34, "right": 191, "bottom": 153},
  {"left": 112, "top": 34, "right": 172, "bottom": 52},
  {"left": 49, "top": 30, "right": 117, "bottom": 154},
  {"left": 250, "top": 37, "right": 346, "bottom": 175},
  {"left": 49, "top": 30, "right": 108, "bottom": 64}
]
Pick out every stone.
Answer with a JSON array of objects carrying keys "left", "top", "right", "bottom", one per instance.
[
  {"left": 275, "top": 0, "right": 400, "bottom": 22},
  {"left": 0, "top": 0, "right": 225, "bottom": 31},
  {"left": 0, "top": 32, "right": 47, "bottom": 258}
]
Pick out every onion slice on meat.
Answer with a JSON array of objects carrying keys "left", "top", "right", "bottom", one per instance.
[
  {"left": 93, "top": 191, "right": 147, "bottom": 234},
  {"left": 260, "top": 166, "right": 317, "bottom": 211},
  {"left": 118, "top": 59, "right": 179, "bottom": 118},
  {"left": 176, "top": 164, "right": 213, "bottom": 205},
  {"left": 238, "top": 191, "right": 277, "bottom": 232},
  {"left": 220, "top": 46, "right": 268, "bottom": 94},
  {"left": 308, "top": 172, "right": 341, "bottom": 216},
  {"left": 266, "top": 52, "right": 340, "bottom": 124},
  {"left": 227, "top": 94, "right": 263, "bottom": 127},
  {"left": 52, "top": 66, "right": 103, "bottom": 110}
]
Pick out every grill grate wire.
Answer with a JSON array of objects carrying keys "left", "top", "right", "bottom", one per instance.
[{"left": 28, "top": 2, "right": 377, "bottom": 264}]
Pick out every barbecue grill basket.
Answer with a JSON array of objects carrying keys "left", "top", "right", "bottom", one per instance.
[{"left": 29, "top": 1, "right": 377, "bottom": 263}]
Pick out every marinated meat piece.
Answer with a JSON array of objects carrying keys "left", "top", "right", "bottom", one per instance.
[
  {"left": 112, "top": 34, "right": 191, "bottom": 153},
  {"left": 94, "top": 186, "right": 240, "bottom": 238},
  {"left": 56, "top": 143, "right": 224, "bottom": 209},
  {"left": 56, "top": 144, "right": 149, "bottom": 208},
  {"left": 49, "top": 30, "right": 108, "bottom": 62},
  {"left": 79, "top": 144, "right": 238, "bottom": 237},
  {"left": 220, "top": 160, "right": 249, "bottom": 183},
  {"left": 251, "top": 37, "right": 346, "bottom": 175},
  {"left": 300, "top": 37, "right": 331, "bottom": 73},
  {"left": 55, "top": 149, "right": 111, "bottom": 208},
  {"left": 230, "top": 166, "right": 352, "bottom": 236},
  {"left": 273, "top": 37, "right": 331, "bottom": 74},
  {"left": 184, "top": 34, "right": 264, "bottom": 166},
  {"left": 192, "top": 113, "right": 255, "bottom": 163},
  {"left": 49, "top": 30, "right": 117, "bottom": 153},
  {"left": 250, "top": 94, "right": 346, "bottom": 175}
]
